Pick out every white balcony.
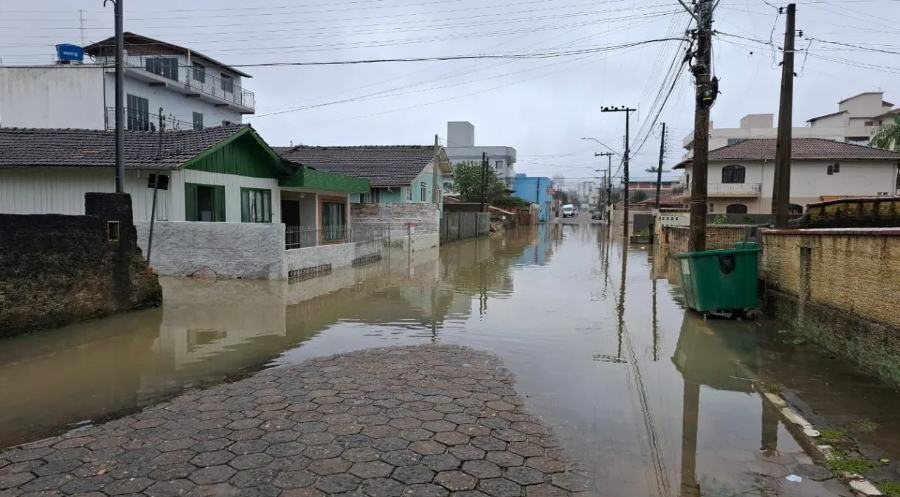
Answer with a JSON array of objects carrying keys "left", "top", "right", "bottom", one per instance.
[{"left": 708, "top": 183, "right": 761, "bottom": 197}]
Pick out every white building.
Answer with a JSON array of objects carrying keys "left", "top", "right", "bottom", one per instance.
[
  {"left": 682, "top": 92, "right": 897, "bottom": 155},
  {"left": 674, "top": 138, "right": 900, "bottom": 215},
  {"left": 0, "top": 33, "right": 254, "bottom": 131},
  {"left": 444, "top": 121, "right": 517, "bottom": 189}
]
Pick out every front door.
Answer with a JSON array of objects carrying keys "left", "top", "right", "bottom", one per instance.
[{"left": 281, "top": 199, "right": 301, "bottom": 226}]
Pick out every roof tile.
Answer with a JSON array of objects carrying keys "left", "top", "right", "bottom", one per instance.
[
  {"left": 708, "top": 138, "right": 900, "bottom": 161},
  {"left": 278, "top": 145, "right": 436, "bottom": 188}
]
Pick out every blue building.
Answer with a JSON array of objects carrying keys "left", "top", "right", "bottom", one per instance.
[{"left": 513, "top": 174, "right": 553, "bottom": 222}]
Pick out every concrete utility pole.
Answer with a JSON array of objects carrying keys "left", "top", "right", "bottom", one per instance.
[
  {"left": 688, "top": 0, "right": 717, "bottom": 252},
  {"left": 432, "top": 134, "right": 440, "bottom": 205},
  {"left": 479, "top": 152, "right": 488, "bottom": 212},
  {"left": 654, "top": 123, "right": 667, "bottom": 210},
  {"left": 105, "top": 0, "right": 125, "bottom": 193},
  {"left": 595, "top": 152, "right": 614, "bottom": 221},
  {"left": 601, "top": 106, "right": 636, "bottom": 240},
  {"left": 772, "top": 3, "right": 797, "bottom": 228}
]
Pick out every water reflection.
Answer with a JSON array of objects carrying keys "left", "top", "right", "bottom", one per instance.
[{"left": 1, "top": 223, "right": 897, "bottom": 497}]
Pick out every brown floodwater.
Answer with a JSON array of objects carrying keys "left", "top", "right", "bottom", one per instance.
[{"left": 1, "top": 224, "right": 898, "bottom": 496}]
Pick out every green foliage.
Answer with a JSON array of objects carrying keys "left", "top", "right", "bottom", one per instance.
[
  {"left": 819, "top": 427, "right": 852, "bottom": 446},
  {"left": 870, "top": 116, "right": 900, "bottom": 152},
  {"left": 452, "top": 162, "right": 507, "bottom": 203},
  {"left": 710, "top": 214, "right": 729, "bottom": 225},
  {"left": 631, "top": 190, "right": 648, "bottom": 203},
  {"left": 850, "top": 419, "right": 878, "bottom": 434},
  {"left": 826, "top": 450, "right": 878, "bottom": 475},
  {"left": 877, "top": 480, "right": 900, "bottom": 497}
]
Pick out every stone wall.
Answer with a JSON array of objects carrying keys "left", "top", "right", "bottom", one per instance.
[
  {"left": 351, "top": 203, "right": 441, "bottom": 230},
  {"left": 0, "top": 193, "right": 161, "bottom": 336},
  {"left": 761, "top": 228, "right": 900, "bottom": 383},
  {"left": 136, "top": 221, "right": 285, "bottom": 279}
]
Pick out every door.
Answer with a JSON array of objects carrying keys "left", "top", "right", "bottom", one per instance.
[{"left": 281, "top": 199, "right": 301, "bottom": 226}]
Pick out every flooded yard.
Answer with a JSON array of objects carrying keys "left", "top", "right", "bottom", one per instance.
[{"left": 2, "top": 224, "right": 898, "bottom": 496}]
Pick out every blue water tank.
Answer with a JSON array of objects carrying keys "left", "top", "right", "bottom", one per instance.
[{"left": 55, "top": 44, "right": 84, "bottom": 63}]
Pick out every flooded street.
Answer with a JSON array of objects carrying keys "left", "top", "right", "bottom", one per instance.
[{"left": 2, "top": 224, "right": 898, "bottom": 496}]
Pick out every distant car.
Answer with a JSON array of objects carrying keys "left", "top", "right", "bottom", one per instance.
[
  {"left": 561, "top": 204, "right": 576, "bottom": 218},
  {"left": 591, "top": 210, "right": 603, "bottom": 220}
]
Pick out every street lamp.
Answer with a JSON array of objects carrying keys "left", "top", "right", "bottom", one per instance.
[{"left": 580, "top": 137, "right": 620, "bottom": 156}]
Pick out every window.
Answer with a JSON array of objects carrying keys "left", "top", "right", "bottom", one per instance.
[
  {"left": 185, "top": 183, "right": 225, "bottom": 222},
  {"left": 321, "top": 201, "right": 347, "bottom": 242},
  {"left": 709, "top": 203, "right": 715, "bottom": 212},
  {"left": 361, "top": 189, "right": 381, "bottom": 204},
  {"left": 420, "top": 182, "right": 427, "bottom": 202},
  {"left": 864, "top": 121, "right": 874, "bottom": 126},
  {"left": 241, "top": 188, "right": 272, "bottom": 223},
  {"left": 145, "top": 57, "right": 179, "bottom": 81},
  {"left": 126, "top": 94, "right": 149, "bottom": 131},
  {"left": 495, "top": 160, "right": 504, "bottom": 169},
  {"left": 221, "top": 73, "right": 234, "bottom": 93},
  {"left": 406, "top": 188, "right": 413, "bottom": 201},
  {"left": 222, "top": 120, "right": 233, "bottom": 127},
  {"left": 192, "top": 112, "right": 204, "bottom": 131},
  {"left": 192, "top": 63, "right": 206, "bottom": 83},
  {"left": 833, "top": 162, "right": 840, "bottom": 173},
  {"left": 726, "top": 203, "right": 748, "bottom": 214},
  {"left": 827, "top": 164, "right": 834, "bottom": 175},
  {"left": 721, "top": 164, "right": 746, "bottom": 183},
  {"left": 146, "top": 174, "right": 169, "bottom": 190}
]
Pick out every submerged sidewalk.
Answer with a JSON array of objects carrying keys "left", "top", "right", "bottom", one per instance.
[{"left": 0, "top": 345, "right": 589, "bottom": 496}]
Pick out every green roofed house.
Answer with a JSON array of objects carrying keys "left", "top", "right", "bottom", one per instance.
[{"left": 0, "top": 125, "right": 373, "bottom": 279}]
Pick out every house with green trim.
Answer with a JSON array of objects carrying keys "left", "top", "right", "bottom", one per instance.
[
  {"left": 276, "top": 145, "right": 453, "bottom": 206},
  {"left": 0, "top": 125, "right": 374, "bottom": 279}
]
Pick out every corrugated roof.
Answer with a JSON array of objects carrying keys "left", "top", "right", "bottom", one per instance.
[
  {"left": 278, "top": 145, "right": 437, "bottom": 188},
  {"left": 83, "top": 32, "right": 252, "bottom": 78},
  {"left": 0, "top": 125, "right": 248, "bottom": 170}
]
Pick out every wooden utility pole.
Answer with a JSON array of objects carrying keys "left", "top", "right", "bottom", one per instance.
[
  {"left": 601, "top": 107, "right": 636, "bottom": 240},
  {"left": 688, "top": 0, "right": 716, "bottom": 252},
  {"left": 772, "top": 3, "right": 797, "bottom": 228},
  {"left": 479, "top": 152, "right": 488, "bottom": 212}
]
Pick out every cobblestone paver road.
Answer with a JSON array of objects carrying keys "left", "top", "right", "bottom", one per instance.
[{"left": 0, "top": 345, "right": 590, "bottom": 497}]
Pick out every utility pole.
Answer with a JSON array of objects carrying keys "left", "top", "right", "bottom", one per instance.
[
  {"left": 432, "top": 134, "right": 440, "bottom": 205},
  {"left": 105, "top": 0, "right": 125, "bottom": 193},
  {"left": 687, "top": 0, "right": 717, "bottom": 251},
  {"left": 596, "top": 152, "right": 614, "bottom": 221},
  {"left": 601, "top": 106, "right": 636, "bottom": 240},
  {"left": 479, "top": 152, "right": 488, "bottom": 212},
  {"left": 772, "top": 3, "right": 797, "bottom": 228},
  {"left": 654, "top": 123, "right": 667, "bottom": 210}
]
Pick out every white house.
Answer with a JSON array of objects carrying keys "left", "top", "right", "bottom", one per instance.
[
  {"left": 681, "top": 92, "right": 897, "bottom": 155},
  {"left": 0, "top": 126, "right": 375, "bottom": 279},
  {"left": 0, "top": 33, "right": 254, "bottom": 131},
  {"left": 674, "top": 138, "right": 900, "bottom": 215}
]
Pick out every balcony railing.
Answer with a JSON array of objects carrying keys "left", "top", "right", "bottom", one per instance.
[
  {"left": 94, "top": 55, "right": 255, "bottom": 112},
  {"left": 708, "top": 183, "right": 762, "bottom": 197}
]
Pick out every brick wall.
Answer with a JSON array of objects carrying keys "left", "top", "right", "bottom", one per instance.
[
  {"left": 762, "top": 229, "right": 900, "bottom": 330},
  {"left": 0, "top": 193, "right": 161, "bottom": 336}
]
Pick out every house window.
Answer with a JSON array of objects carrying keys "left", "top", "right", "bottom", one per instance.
[
  {"left": 241, "top": 188, "right": 272, "bottom": 223},
  {"left": 362, "top": 189, "right": 381, "bottom": 204},
  {"left": 709, "top": 203, "right": 715, "bottom": 212},
  {"left": 721, "top": 164, "right": 746, "bottom": 183},
  {"left": 126, "top": 94, "right": 149, "bottom": 131},
  {"left": 420, "top": 182, "right": 427, "bottom": 202},
  {"left": 193, "top": 63, "right": 206, "bottom": 83},
  {"left": 495, "top": 160, "right": 504, "bottom": 169},
  {"left": 864, "top": 121, "right": 874, "bottom": 126},
  {"left": 146, "top": 174, "right": 169, "bottom": 190},
  {"left": 221, "top": 73, "right": 234, "bottom": 93},
  {"left": 145, "top": 57, "right": 179, "bottom": 81},
  {"left": 406, "top": 188, "right": 413, "bottom": 201},
  {"left": 726, "top": 203, "right": 748, "bottom": 214},
  {"left": 827, "top": 164, "right": 834, "bottom": 175},
  {"left": 321, "top": 200, "right": 347, "bottom": 242},
  {"left": 222, "top": 120, "right": 233, "bottom": 127},
  {"left": 185, "top": 183, "right": 225, "bottom": 222},
  {"left": 192, "top": 112, "right": 204, "bottom": 131},
  {"left": 833, "top": 162, "right": 840, "bottom": 173}
]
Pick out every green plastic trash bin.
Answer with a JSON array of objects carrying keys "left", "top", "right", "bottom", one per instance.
[{"left": 675, "top": 242, "right": 761, "bottom": 313}]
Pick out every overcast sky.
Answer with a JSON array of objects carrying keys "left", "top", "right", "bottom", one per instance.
[{"left": 2, "top": 0, "right": 899, "bottom": 183}]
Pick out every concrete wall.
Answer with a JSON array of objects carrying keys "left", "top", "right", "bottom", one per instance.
[
  {"left": 0, "top": 193, "right": 161, "bottom": 336},
  {"left": 0, "top": 67, "right": 105, "bottom": 129},
  {"left": 136, "top": 221, "right": 285, "bottom": 279},
  {"left": 351, "top": 203, "right": 441, "bottom": 230}
]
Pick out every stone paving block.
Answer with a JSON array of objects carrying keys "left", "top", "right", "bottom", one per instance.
[{"left": 0, "top": 346, "right": 584, "bottom": 497}]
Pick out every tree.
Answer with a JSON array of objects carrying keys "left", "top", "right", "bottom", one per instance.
[
  {"left": 632, "top": 190, "right": 648, "bottom": 203},
  {"left": 451, "top": 162, "right": 507, "bottom": 203},
  {"left": 870, "top": 116, "right": 900, "bottom": 152}
]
